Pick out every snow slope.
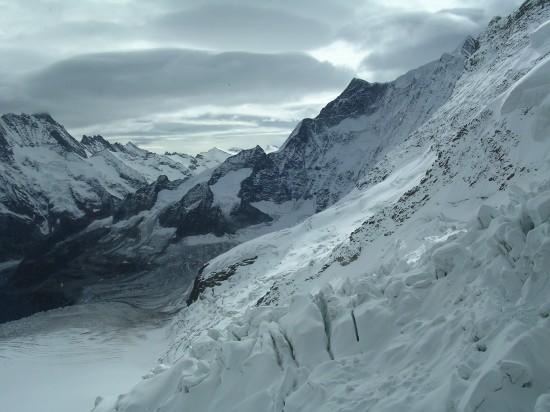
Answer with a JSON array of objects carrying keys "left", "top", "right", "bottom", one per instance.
[
  {"left": 211, "top": 168, "right": 253, "bottom": 215},
  {"left": 93, "top": 2, "right": 550, "bottom": 412},
  {"left": 0, "top": 302, "right": 169, "bottom": 412},
  {"left": 132, "top": 184, "right": 549, "bottom": 412}
]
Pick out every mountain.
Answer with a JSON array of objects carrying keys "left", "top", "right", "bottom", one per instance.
[
  {"left": 0, "top": 121, "right": 231, "bottom": 321},
  {"left": 80, "top": 136, "right": 195, "bottom": 183},
  {"left": 86, "top": 1, "right": 550, "bottom": 412},
  {"left": 0, "top": 33, "right": 472, "bottom": 320},
  {"left": 0, "top": 142, "right": 284, "bottom": 322},
  {"left": 0, "top": 114, "right": 140, "bottom": 263},
  {"left": 165, "top": 147, "right": 234, "bottom": 175}
]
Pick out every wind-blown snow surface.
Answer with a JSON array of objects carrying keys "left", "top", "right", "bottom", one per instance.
[{"left": 93, "top": 4, "right": 550, "bottom": 412}]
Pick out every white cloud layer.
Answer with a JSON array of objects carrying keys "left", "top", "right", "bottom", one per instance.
[{"left": 0, "top": 0, "right": 524, "bottom": 152}]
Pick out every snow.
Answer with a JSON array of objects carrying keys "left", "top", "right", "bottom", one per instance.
[
  {"left": 106, "top": 150, "right": 190, "bottom": 183},
  {"left": 0, "top": 303, "right": 168, "bottom": 412},
  {"left": 210, "top": 168, "right": 252, "bottom": 215},
  {"left": 198, "top": 147, "right": 232, "bottom": 163},
  {"left": 263, "top": 144, "right": 279, "bottom": 153},
  {"left": 251, "top": 199, "right": 317, "bottom": 228},
  {"left": 97, "top": 183, "right": 550, "bottom": 412},
  {"left": 167, "top": 148, "right": 232, "bottom": 175},
  {"left": 501, "top": 53, "right": 550, "bottom": 142},
  {"left": 92, "top": 148, "right": 435, "bottom": 412},
  {"left": 531, "top": 20, "right": 550, "bottom": 53}
]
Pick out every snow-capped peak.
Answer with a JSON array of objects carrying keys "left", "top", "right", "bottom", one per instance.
[
  {"left": 81, "top": 134, "right": 116, "bottom": 154},
  {"left": 1, "top": 113, "right": 87, "bottom": 158}
]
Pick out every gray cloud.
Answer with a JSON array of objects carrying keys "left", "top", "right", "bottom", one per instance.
[
  {"left": 0, "top": 1, "right": 351, "bottom": 57},
  {"left": 0, "top": 0, "right": 527, "bottom": 152},
  {"left": 343, "top": 9, "right": 480, "bottom": 80},
  {"left": 106, "top": 115, "right": 296, "bottom": 137},
  {"left": 117, "top": 131, "right": 290, "bottom": 154},
  {"left": 150, "top": 4, "right": 333, "bottom": 52},
  {"left": 342, "top": 1, "right": 524, "bottom": 81},
  {"left": 3, "top": 48, "right": 350, "bottom": 127},
  {"left": 145, "top": 0, "right": 358, "bottom": 28},
  {"left": 437, "top": 8, "right": 486, "bottom": 23}
]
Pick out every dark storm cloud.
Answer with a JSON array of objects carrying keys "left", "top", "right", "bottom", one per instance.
[
  {"left": 149, "top": 4, "right": 333, "bottom": 52},
  {"left": 7, "top": 48, "right": 351, "bottom": 127}
]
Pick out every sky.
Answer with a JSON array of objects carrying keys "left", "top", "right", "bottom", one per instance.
[{"left": 0, "top": 0, "right": 523, "bottom": 154}]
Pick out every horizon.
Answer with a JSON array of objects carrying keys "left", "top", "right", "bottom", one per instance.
[{"left": 0, "top": 0, "right": 523, "bottom": 153}]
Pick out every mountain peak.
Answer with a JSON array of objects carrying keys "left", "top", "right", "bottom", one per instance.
[
  {"left": 196, "top": 147, "right": 232, "bottom": 163},
  {"left": 316, "top": 78, "right": 388, "bottom": 128},
  {"left": 81, "top": 134, "right": 115, "bottom": 154},
  {"left": 32, "top": 112, "right": 59, "bottom": 126},
  {"left": 122, "top": 141, "right": 149, "bottom": 157},
  {"left": 0, "top": 113, "right": 87, "bottom": 157},
  {"left": 346, "top": 77, "right": 371, "bottom": 90}
]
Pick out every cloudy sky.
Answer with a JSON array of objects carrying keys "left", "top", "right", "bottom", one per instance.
[{"left": 0, "top": 0, "right": 522, "bottom": 153}]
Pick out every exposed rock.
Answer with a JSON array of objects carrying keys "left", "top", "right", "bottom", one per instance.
[
  {"left": 186, "top": 256, "right": 257, "bottom": 304},
  {"left": 114, "top": 175, "right": 180, "bottom": 222},
  {"left": 81, "top": 134, "right": 116, "bottom": 154},
  {"left": 316, "top": 78, "right": 388, "bottom": 128}
]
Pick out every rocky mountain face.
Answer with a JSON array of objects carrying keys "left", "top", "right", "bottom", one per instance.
[
  {"left": 0, "top": 117, "right": 236, "bottom": 260},
  {"left": 113, "top": 175, "right": 180, "bottom": 223},
  {"left": 234, "top": 45, "right": 466, "bottom": 212},
  {"left": 141, "top": 35, "right": 472, "bottom": 245},
  {"left": 159, "top": 146, "right": 273, "bottom": 238},
  {"left": 0, "top": 141, "right": 276, "bottom": 321}
]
